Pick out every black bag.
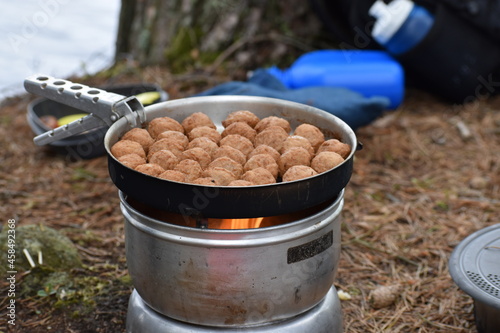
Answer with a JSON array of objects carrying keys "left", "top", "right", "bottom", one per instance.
[
  {"left": 439, "top": 0, "right": 500, "bottom": 42},
  {"left": 310, "top": 0, "right": 500, "bottom": 104}
]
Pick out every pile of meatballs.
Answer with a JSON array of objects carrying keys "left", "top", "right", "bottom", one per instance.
[{"left": 110, "top": 110, "right": 351, "bottom": 186}]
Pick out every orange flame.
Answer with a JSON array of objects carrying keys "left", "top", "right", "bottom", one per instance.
[{"left": 211, "top": 217, "right": 265, "bottom": 229}]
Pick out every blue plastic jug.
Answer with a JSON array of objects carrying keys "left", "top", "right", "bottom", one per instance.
[
  {"left": 265, "top": 50, "right": 404, "bottom": 109},
  {"left": 369, "top": 0, "right": 434, "bottom": 55}
]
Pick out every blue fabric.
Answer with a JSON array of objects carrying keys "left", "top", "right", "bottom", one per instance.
[{"left": 195, "top": 69, "right": 390, "bottom": 130}]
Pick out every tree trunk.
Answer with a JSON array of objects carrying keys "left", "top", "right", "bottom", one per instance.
[{"left": 114, "top": 0, "right": 329, "bottom": 72}]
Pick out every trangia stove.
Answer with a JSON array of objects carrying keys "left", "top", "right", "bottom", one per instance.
[{"left": 121, "top": 190, "right": 345, "bottom": 332}]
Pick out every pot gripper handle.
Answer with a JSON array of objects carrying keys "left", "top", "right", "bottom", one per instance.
[{"left": 24, "top": 75, "right": 146, "bottom": 146}]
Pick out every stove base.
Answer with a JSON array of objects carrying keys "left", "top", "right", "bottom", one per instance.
[{"left": 126, "top": 286, "right": 343, "bottom": 332}]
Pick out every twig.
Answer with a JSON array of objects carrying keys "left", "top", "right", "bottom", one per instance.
[
  {"left": 343, "top": 223, "right": 421, "bottom": 267},
  {"left": 417, "top": 313, "right": 464, "bottom": 330},
  {"left": 352, "top": 238, "right": 421, "bottom": 267},
  {"left": 75, "top": 244, "right": 110, "bottom": 257},
  {"left": 23, "top": 249, "right": 36, "bottom": 268},
  {"left": 449, "top": 117, "right": 473, "bottom": 141}
]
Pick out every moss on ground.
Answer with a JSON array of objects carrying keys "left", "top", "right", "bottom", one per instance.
[
  {"left": 0, "top": 224, "right": 82, "bottom": 277},
  {"left": 0, "top": 224, "right": 132, "bottom": 318}
]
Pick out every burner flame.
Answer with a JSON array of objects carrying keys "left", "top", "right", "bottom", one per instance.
[{"left": 213, "top": 217, "right": 265, "bottom": 229}]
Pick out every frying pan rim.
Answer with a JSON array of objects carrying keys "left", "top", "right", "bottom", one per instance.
[{"left": 104, "top": 95, "right": 358, "bottom": 189}]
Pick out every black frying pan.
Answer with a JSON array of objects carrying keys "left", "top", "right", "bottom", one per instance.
[{"left": 25, "top": 76, "right": 359, "bottom": 218}]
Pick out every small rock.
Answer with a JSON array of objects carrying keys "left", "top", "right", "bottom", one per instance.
[
  {"left": 369, "top": 284, "right": 402, "bottom": 309},
  {"left": 469, "top": 176, "right": 489, "bottom": 190}
]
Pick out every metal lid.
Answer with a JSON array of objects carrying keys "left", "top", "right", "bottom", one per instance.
[{"left": 449, "top": 223, "right": 500, "bottom": 309}]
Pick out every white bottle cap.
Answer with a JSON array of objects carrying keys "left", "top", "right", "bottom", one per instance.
[{"left": 369, "top": 0, "right": 414, "bottom": 44}]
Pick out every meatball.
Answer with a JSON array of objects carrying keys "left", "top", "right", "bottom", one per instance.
[
  {"left": 174, "top": 159, "right": 203, "bottom": 182},
  {"left": 158, "top": 170, "right": 187, "bottom": 182},
  {"left": 227, "top": 180, "right": 255, "bottom": 186},
  {"left": 241, "top": 167, "right": 276, "bottom": 185},
  {"left": 281, "top": 135, "right": 314, "bottom": 156},
  {"left": 311, "top": 151, "right": 344, "bottom": 174},
  {"left": 181, "top": 147, "right": 212, "bottom": 169},
  {"left": 222, "top": 110, "right": 260, "bottom": 128},
  {"left": 203, "top": 167, "right": 237, "bottom": 186},
  {"left": 254, "top": 126, "right": 289, "bottom": 152},
  {"left": 294, "top": 124, "right": 325, "bottom": 150},
  {"left": 282, "top": 165, "right": 318, "bottom": 182},
  {"left": 187, "top": 137, "right": 219, "bottom": 157},
  {"left": 121, "top": 128, "right": 154, "bottom": 152},
  {"left": 182, "top": 112, "right": 216, "bottom": 133},
  {"left": 147, "top": 138, "right": 184, "bottom": 160},
  {"left": 192, "top": 177, "right": 218, "bottom": 186},
  {"left": 279, "top": 147, "right": 312, "bottom": 176},
  {"left": 209, "top": 157, "right": 244, "bottom": 178},
  {"left": 111, "top": 139, "right": 146, "bottom": 159},
  {"left": 117, "top": 153, "right": 146, "bottom": 169},
  {"left": 149, "top": 150, "right": 179, "bottom": 170},
  {"left": 135, "top": 163, "right": 165, "bottom": 177},
  {"left": 156, "top": 130, "right": 189, "bottom": 149},
  {"left": 222, "top": 122, "right": 257, "bottom": 143},
  {"left": 188, "top": 126, "right": 221, "bottom": 144},
  {"left": 316, "top": 139, "right": 351, "bottom": 159},
  {"left": 254, "top": 116, "right": 291, "bottom": 133},
  {"left": 244, "top": 154, "right": 279, "bottom": 179},
  {"left": 248, "top": 145, "right": 280, "bottom": 163},
  {"left": 219, "top": 134, "right": 254, "bottom": 157},
  {"left": 212, "top": 146, "right": 246, "bottom": 165},
  {"left": 147, "top": 117, "right": 184, "bottom": 138}
]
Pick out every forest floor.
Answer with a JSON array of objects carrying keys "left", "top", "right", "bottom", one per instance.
[{"left": 0, "top": 64, "right": 499, "bottom": 333}]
